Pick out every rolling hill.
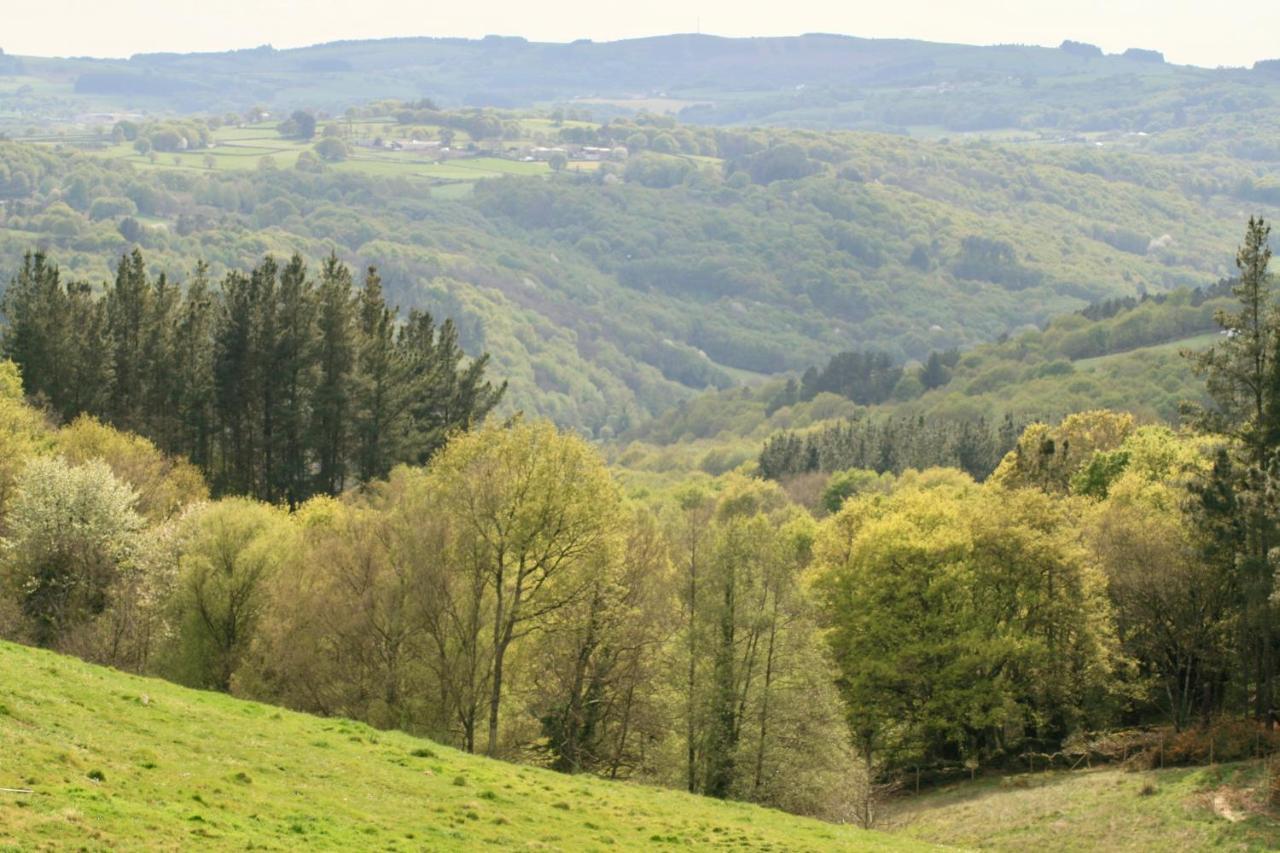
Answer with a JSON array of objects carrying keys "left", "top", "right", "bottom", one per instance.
[
  {"left": 7, "top": 33, "right": 1280, "bottom": 147},
  {"left": 0, "top": 640, "right": 921, "bottom": 851},
  {"left": 0, "top": 115, "right": 1275, "bottom": 434}
]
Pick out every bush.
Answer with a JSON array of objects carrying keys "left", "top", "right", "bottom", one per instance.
[{"left": 1139, "top": 719, "right": 1280, "bottom": 768}]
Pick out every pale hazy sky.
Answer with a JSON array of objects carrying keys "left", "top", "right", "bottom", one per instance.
[{"left": 5, "top": 0, "right": 1275, "bottom": 69}]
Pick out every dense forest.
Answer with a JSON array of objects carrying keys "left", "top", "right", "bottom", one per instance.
[{"left": 4, "top": 219, "right": 1280, "bottom": 825}]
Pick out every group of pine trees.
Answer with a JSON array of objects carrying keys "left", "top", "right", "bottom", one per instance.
[
  {"left": 0, "top": 250, "right": 504, "bottom": 504},
  {"left": 757, "top": 414, "right": 1022, "bottom": 481}
]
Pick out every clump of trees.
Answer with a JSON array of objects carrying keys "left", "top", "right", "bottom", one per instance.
[{"left": 1, "top": 250, "right": 505, "bottom": 504}]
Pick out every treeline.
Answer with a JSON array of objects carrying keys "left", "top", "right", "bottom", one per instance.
[
  {"left": 1, "top": 250, "right": 504, "bottom": 503},
  {"left": 758, "top": 415, "right": 1022, "bottom": 481}
]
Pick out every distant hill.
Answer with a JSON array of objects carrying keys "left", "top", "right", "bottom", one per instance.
[
  {"left": 8, "top": 33, "right": 1280, "bottom": 142},
  {"left": 0, "top": 640, "right": 920, "bottom": 851}
]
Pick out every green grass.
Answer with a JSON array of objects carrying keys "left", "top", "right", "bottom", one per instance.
[
  {"left": 890, "top": 763, "right": 1280, "bottom": 851},
  {"left": 55, "top": 121, "right": 558, "bottom": 183},
  {"left": 0, "top": 641, "right": 920, "bottom": 851}
]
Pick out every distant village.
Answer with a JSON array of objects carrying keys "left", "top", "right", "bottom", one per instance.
[{"left": 367, "top": 136, "right": 629, "bottom": 164}]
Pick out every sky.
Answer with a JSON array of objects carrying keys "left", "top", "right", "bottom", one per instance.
[{"left": 4, "top": 0, "right": 1276, "bottom": 69}]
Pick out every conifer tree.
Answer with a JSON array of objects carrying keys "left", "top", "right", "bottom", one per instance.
[
  {"left": 311, "top": 254, "right": 356, "bottom": 496},
  {"left": 105, "top": 249, "right": 151, "bottom": 431},
  {"left": 353, "top": 266, "right": 405, "bottom": 484},
  {"left": 1186, "top": 216, "right": 1280, "bottom": 722}
]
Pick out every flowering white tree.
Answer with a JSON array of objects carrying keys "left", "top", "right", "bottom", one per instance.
[{"left": 2, "top": 456, "right": 141, "bottom": 648}]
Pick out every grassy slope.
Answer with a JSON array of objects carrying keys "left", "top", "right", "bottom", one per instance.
[
  {"left": 0, "top": 641, "right": 921, "bottom": 852},
  {"left": 890, "top": 763, "right": 1280, "bottom": 851}
]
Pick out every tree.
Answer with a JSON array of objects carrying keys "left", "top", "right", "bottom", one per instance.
[
  {"left": 426, "top": 420, "right": 621, "bottom": 756},
  {"left": 314, "top": 137, "right": 348, "bottom": 162},
  {"left": 164, "top": 498, "right": 292, "bottom": 691},
  {"left": 397, "top": 310, "right": 505, "bottom": 467},
  {"left": 280, "top": 110, "right": 317, "bottom": 140},
  {"left": 310, "top": 255, "right": 356, "bottom": 496},
  {"left": 241, "top": 497, "right": 429, "bottom": 730},
  {"left": 352, "top": 267, "right": 406, "bottom": 484},
  {"left": 548, "top": 151, "right": 568, "bottom": 172},
  {"left": 1, "top": 457, "right": 141, "bottom": 648},
  {"left": 270, "top": 255, "right": 317, "bottom": 507},
  {"left": 815, "top": 470, "right": 1118, "bottom": 773},
  {"left": 104, "top": 249, "right": 152, "bottom": 432},
  {"left": 56, "top": 416, "right": 207, "bottom": 521},
  {"left": 919, "top": 351, "right": 951, "bottom": 390},
  {"left": 1090, "top": 465, "right": 1230, "bottom": 729},
  {"left": 1184, "top": 216, "right": 1280, "bottom": 722},
  {"left": 535, "top": 506, "right": 674, "bottom": 776}
]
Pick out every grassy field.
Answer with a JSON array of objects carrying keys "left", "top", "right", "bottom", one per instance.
[
  {"left": 41, "top": 121, "right": 561, "bottom": 186},
  {"left": 0, "top": 641, "right": 922, "bottom": 851},
  {"left": 889, "top": 762, "right": 1280, "bottom": 851}
]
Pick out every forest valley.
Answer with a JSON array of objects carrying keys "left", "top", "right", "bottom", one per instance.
[{"left": 4, "top": 218, "right": 1280, "bottom": 825}]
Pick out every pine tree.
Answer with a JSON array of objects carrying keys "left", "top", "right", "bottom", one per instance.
[
  {"left": 271, "top": 254, "right": 317, "bottom": 508},
  {"left": 141, "top": 271, "right": 181, "bottom": 453},
  {"left": 311, "top": 254, "right": 356, "bottom": 496},
  {"left": 105, "top": 249, "right": 151, "bottom": 431},
  {"left": 174, "top": 263, "right": 217, "bottom": 471},
  {"left": 1, "top": 252, "right": 75, "bottom": 417},
  {"left": 213, "top": 269, "right": 259, "bottom": 496},
  {"left": 398, "top": 312, "right": 505, "bottom": 466},
  {"left": 353, "top": 266, "right": 405, "bottom": 484},
  {"left": 1186, "top": 217, "right": 1280, "bottom": 723}
]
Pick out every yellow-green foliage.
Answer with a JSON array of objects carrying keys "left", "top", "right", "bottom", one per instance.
[
  {"left": 56, "top": 416, "right": 208, "bottom": 520},
  {"left": 813, "top": 469, "right": 1120, "bottom": 765},
  {"left": 0, "top": 640, "right": 923, "bottom": 851},
  {"left": 990, "top": 410, "right": 1137, "bottom": 493},
  {"left": 0, "top": 361, "right": 54, "bottom": 522}
]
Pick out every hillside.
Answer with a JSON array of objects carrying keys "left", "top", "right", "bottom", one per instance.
[
  {"left": 890, "top": 763, "right": 1280, "bottom": 851},
  {"left": 615, "top": 285, "right": 1228, "bottom": 479},
  {"left": 1, "top": 115, "right": 1276, "bottom": 434},
  {"left": 0, "top": 641, "right": 919, "bottom": 851}
]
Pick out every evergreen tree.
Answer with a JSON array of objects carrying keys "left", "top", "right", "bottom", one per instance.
[
  {"left": 271, "top": 255, "right": 317, "bottom": 508},
  {"left": 399, "top": 311, "right": 505, "bottom": 466},
  {"left": 311, "top": 254, "right": 356, "bottom": 496},
  {"left": 919, "top": 351, "right": 951, "bottom": 390},
  {"left": 353, "top": 266, "right": 405, "bottom": 484},
  {"left": 104, "top": 250, "right": 151, "bottom": 431},
  {"left": 174, "top": 264, "right": 217, "bottom": 471},
  {"left": 213, "top": 269, "right": 260, "bottom": 496},
  {"left": 1186, "top": 216, "right": 1280, "bottom": 722}
]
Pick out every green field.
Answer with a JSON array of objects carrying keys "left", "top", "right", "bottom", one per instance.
[
  {"left": 890, "top": 762, "right": 1280, "bottom": 851},
  {"left": 0, "top": 641, "right": 920, "bottom": 851},
  {"left": 54, "top": 122, "right": 559, "bottom": 184}
]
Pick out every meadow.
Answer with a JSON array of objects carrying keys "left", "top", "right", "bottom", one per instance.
[
  {"left": 0, "top": 641, "right": 920, "bottom": 851},
  {"left": 890, "top": 762, "right": 1280, "bottom": 851}
]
